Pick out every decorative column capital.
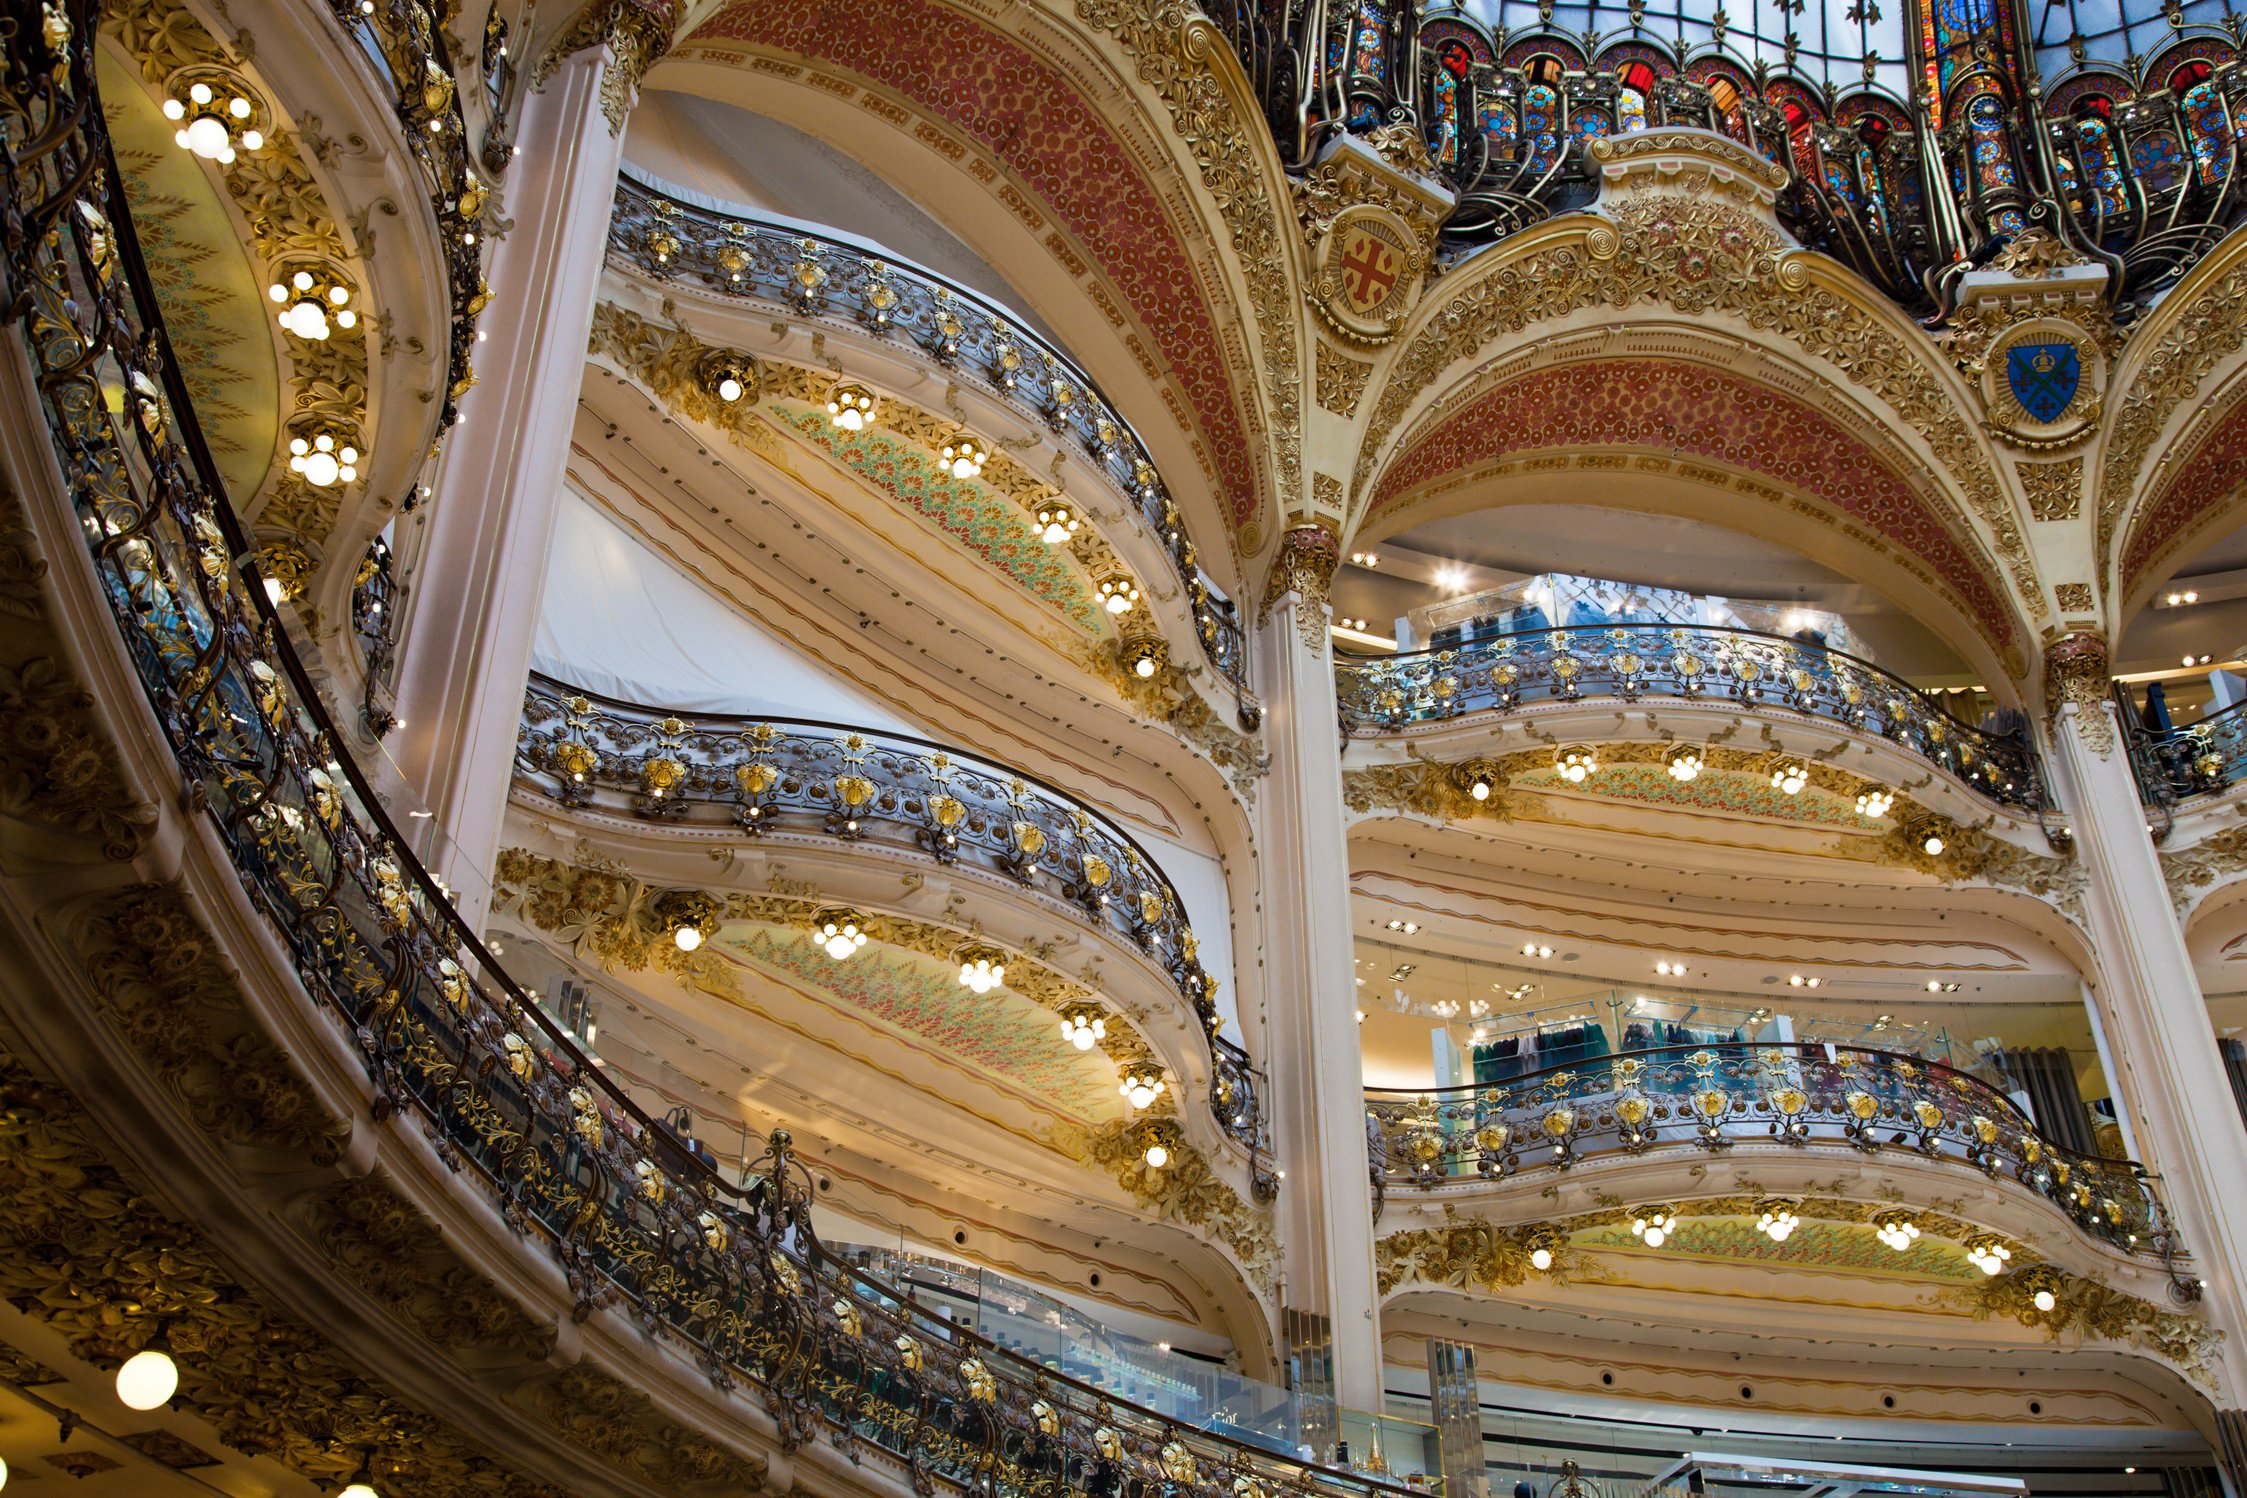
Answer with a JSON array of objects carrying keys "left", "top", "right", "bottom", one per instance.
[
  {"left": 2044, "top": 628, "right": 2115, "bottom": 758},
  {"left": 536, "top": 0, "right": 678, "bottom": 133},
  {"left": 1261, "top": 521, "right": 1340, "bottom": 651}
]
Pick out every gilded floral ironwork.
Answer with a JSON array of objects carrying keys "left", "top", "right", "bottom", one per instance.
[
  {"left": 1336, "top": 623, "right": 2045, "bottom": 811},
  {"left": 1364, "top": 1041, "right": 2180, "bottom": 1267}
]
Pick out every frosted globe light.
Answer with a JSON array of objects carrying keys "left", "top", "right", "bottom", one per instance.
[
  {"left": 1143, "top": 1142, "right": 1169, "bottom": 1169},
  {"left": 1923, "top": 834, "right": 1946, "bottom": 856},
  {"left": 716, "top": 376, "right": 744, "bottom": 403},
  {"left": 1469, "top": 779, "right": 1491, "bottom": 801},
  {"left": 1134, "top": 655, "right": 1157, "bottom": 679},
  {"left": 673, "top": 925, "right": 703, "bottom": 952},
  {"left": 2033, "top": 1289, "right": 2056, "bottom": 1312},
  {"left": 301, "top": 448, "right": 341, "bottom": 487},
  {"left": 280, "top": 298, "right": 331, "bottom": 340},
  {"left": 340, "top": 1485, "right": 379, "bottom": 1498},
  {"left": 1528, "top": 1247, "right": 1553, "bottom": 1271},
  {"left": 182, "top": 114, "right": 233, "bottom": 160},
  {"left": 1642, "top": 1226, "right": 1665, "bottom": 1247},
  {"left": 116, "top": 1346, "right": 178, "bottom": 1410}
]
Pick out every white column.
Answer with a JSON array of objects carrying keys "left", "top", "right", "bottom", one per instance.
[
  {"left": 1256, "top": 532, "right": 1384, "bottom": 1420},
  {"left": 2043, "top": 636, "right": 2247, "bottom": 1404},
  {"left": 389, "top": 43, "right": 634, "bottom": 924}
]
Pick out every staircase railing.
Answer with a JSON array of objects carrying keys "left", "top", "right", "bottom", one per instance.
[{"left": 0, "top": 11, "right": 1404, "bottom": 1495}]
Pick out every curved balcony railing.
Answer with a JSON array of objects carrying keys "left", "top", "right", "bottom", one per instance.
[
  {"left": 516, "top": 676, "right": 1267, "bottom": 1159},
  {"left": 0, "top": 21, "right": 1403, "bottom": 1498},
  {"left": 2130, "top": 694, "right": 2247, "bottom": 808},
  {"left": 1336, "top": 623, "right": 2046, "bottom": 813},
  {"left": 1365, "top": 1042, "right": 2181, "bottom": 1268},
  {"left": 606, "top": 175, "right": 1252, "bottom": 706},
  {"left": 350, "top": 531, "right": 400, "bottom": 733}
]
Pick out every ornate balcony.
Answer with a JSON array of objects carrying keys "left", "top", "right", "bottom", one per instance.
[
  {"left": 606, "top": 175, "right": 1252, "bottom": 703},
  {"left": 515, "top": 677, "right": 1267, "bottom": 1156},
  {"left": 0, "top": 22, "right": 1384, "bottom": 1498},
  {"left": 2129, "top": 693, "right": 2247, "bottom": 808},
  {"left": 1336, "top": 623, "right": 2046, "bottom": 813},
  {"left": 1365, "top": 1041, "right": 2181, "bottom": 1268}
]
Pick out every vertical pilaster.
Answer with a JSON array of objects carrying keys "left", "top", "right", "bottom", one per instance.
[
  {"left": 1256, "top": 524, "right": 1385, "bottom": 1425},
  {"left": 2042, "top": 632, "right": 2247, "bottom": 1404},
  {"left": 389, "top": 34, "right": 644, "bottom": 923}
]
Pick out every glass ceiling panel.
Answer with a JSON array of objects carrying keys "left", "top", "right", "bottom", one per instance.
[
  {"left": 1454, "top": 0, "right": 1911, "bottom": 97},
  {"left": 2032, "top": 0, "right": 2237, "bottom": 79}
]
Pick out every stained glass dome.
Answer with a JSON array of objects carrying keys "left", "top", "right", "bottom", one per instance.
[
  {"left": 2032, "top": 0, "right": 2236, "bottom": 80},
  {"left": 1448, "top": 0, "right": 1911, "bottom": 98}
]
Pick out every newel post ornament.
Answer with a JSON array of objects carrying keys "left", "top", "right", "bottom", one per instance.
[{"left": 2045, "top": 629, "right": 2114, "bottom": 758}]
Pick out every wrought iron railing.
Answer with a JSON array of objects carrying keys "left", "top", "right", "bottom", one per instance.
[
  {"left": 0, "top": 16, "right": 1400, "bottom": 1497},
  {"left": 516, "top": 675, "right": 1268, "bottom": 1159},
  {"left": 1365, "top": 1042, "right": 2181, "bottom": 1266},
  {"left": 350, "top": 531, "right": 399, "bottom": 733},
  {"left": 2128, "top": 694, "right": 2247, "bottom": 808},
  {"left": 1336, "top": 623, "right": 2045, "bottom": 812},
  {"left": 606, "top": 174, "right": 1252, "bottom": 706}
]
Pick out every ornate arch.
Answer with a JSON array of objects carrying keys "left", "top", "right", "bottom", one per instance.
[
  {"left": 1359, "top": 353, "right": 2021, "bottom": 674},
  {"left": 665, "top": 0, "right": 1303, "bottom": 562},
  {"left": 1350, "top": 130, "right": 2042, "bottom": 670}
]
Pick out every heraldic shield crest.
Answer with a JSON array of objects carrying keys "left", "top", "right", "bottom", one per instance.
[{"left": 2006, "top": 343, "right": 2082, "bottom": 425}]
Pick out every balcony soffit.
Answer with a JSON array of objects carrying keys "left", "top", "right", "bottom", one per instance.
[{"left": 660, "top": 0, "right": 1288, "bottom": 565}]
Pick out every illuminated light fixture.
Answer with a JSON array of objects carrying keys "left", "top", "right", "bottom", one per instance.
[
  {"left": 1434, "top": 564, "right": 1470, "bottom": 594},
  {"left": 1665, "top": 743, "right": 1704, "bottom": 782},
  {"left": 1629, "top": 1206, "right": 1677, "bottom": 1248},
  {"left": 268, "top": 267, "right": 355, "bottom": 340},
  {"left": 1873, "top": 1209, "right": 1921, "bottom": 1252},
  {"left": 1964, "top": 1235, "right": 2013, "bottom": 1276},
  {"left": 1058, "top": 1003, "right": 1108, "bottom": 1051},
  {"left": 1787, "top": 974, "right": 1822, "bottom": 989},
  {"left": 813, "top": 908, "right": 868, "bottom": 960},
  {"left": 1755, "top": 1198, "right": 1801, "bottom": 1243},
  {"left": 1355, "top": 1009, "right": 1366, "bottom": 1024},
  {"left": 2167, "top": 590, "right": 2201, "bottom": 606},
  {"left": 1654, "top": 959, "right": 1687, "bottom": 977},
  {"left": 163, "top": 80, "right": 260, "bottom": 162},
  {"left": 657, "top": 890, "right": 720, "bottom": 953},
  {"left": 1522, "top": 942, "right": 1553, "bottom": 959},
  {"left": 1920, "top": 826, "right": 1948, "bottom": 857},
  {"left": 1854, "top": 785, "right": 1894, "bottom": 819},
  {"left": 1137, "top": 1120, "right": 1179, "bottom": 1170},
  {"left": 1034, "top": 499, "right": 1078, "bottom": 543},
  {"left": 1350, "top": 550, "right": 1380, "bottom": 567},
  {"left": 698, "top": 350, "right": 757, "bottom": 406},
  {"left": 1385, "top": 919, "right": 1421, "bottom": 935},
  {"left": 1770, "top": 759, "right": 1812, "bottom": 796},
  {"left": 826, "top": 381, "right": 875, "bottom": 429},
  {"left": 288, "top": 431, "right": 360, "bottom": 488},
  {"left": 2019, "top": 1264, "right": 2062, "bottom": 1313},
  {"left": 1555, "top": 745, "right": 1598, "bottom": 783},
  {"left": 955, "top": 942, "right": 1007, "bottom": 994},
  {"left": 1926, "top": 979, "right": 1960, "bottom": 993},
  {"left": 2185, "top": 653, "right": 2214, "bottom": 667},
  {"left": 941, "top": 435, "right": 988, "bottom": 480},
  {"left": 1098, "top": 574, "right": 1141, "bottom": 615},
  {"left": 1123, "top": 636, "right": 1167, "bottom": 680},
  {"left": 1460, "top": 760, "right": 1499, "bottom": 802},
  {"left": 115, "top": 1334, "right": 178, "bottom": 1410},
  {"left": 1119, "top": 1066, "right": 1167, "bottom": 1109},
  {"left": 1523, "top": 1224, "right": 1563, "bottom": 1272}
]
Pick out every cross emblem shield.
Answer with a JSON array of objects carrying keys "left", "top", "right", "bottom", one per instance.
[{"left": 2006, "top": 342, "right": 2082, "bottom": 425}]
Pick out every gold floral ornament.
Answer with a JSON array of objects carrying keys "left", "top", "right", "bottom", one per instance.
[
  {"left": 894, "top": 1334, "right": 924, "bottom": 1371},
  {"left": 959, "top": 1357, "right": 997, "bottom": 1402},
  {"left": 436, "top": 956, "right": 467, "bottom": 1008},
  {"left": 1542, "top": 1105, "right": 1576, "bottom": 1137},
  {"left": 1473, "top": 1121, "right": 1512, "bottom": 1153},
  {"left": 1913, "top": 1099, "right": 1945, "bottom": 1131},
  {"left": 1093, "top": 1426, "right": 1124, "bottom": 1461},
  {"left": 1695, "top": 1087, "right": 1731, "bottom": 1120},
  {"left": 1845, "top": 1090, "right": 1880, "bottom": 1120},
  {"left": 502, "top": 1032, "right": 534, "bottom": 1080},
  {"left": 772, "top": 1258, "right": 801, "bottom": 1297},
  {"left": 697, "top": 1210, "right": 730, "bottom": 1252},
  {"left": 639, "top": 753, "right": 686, "bottom": 800},
  {"left": 566, "top": 1086, "right": 604, "bottom": 1146},
  {"left": 553, "top": 740, "right": 599, "bottom": 785},
  {"left": 832, "top": 1298, "right": 863, "bottom": 1339},
  {"left": 1031, "top": 1399, "right": 1060, "bottom": 1436},
  {"left": 632, "top": 1158, "right": 666, "bottom": 1203},
  {"left": 1159, "top": 1440, "right": 1197, "bottom": 1483},
  {"left": 370, "top": 856, "right": 411, "bottom": 922},
  {"left": 306, "top": 767, "right": 340, "bottom": 825}
]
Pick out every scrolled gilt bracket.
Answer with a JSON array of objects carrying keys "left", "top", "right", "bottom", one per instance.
[
  {"left": 1260, "top": 522, "right": 1340, "bottom": 651},
  {"left": 2044, "top": 629, "right": 2115, "bottom": 759},
  {"left": 534, "top": 0, "right": 680, "bottom": 133}
]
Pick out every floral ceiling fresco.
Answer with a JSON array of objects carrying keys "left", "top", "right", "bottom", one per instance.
[
  {"left": 1513, "top": 763, "right": 1886, "bottom": 831},
  {"left": 717, "top": 925, "right": 1128, "bottom": 1121},
  {"left": 769, "top": 403, "right": 1104, "bottom": 635},
  {"left": 97, "top": 47, "right": 276, "bottom": 503}
]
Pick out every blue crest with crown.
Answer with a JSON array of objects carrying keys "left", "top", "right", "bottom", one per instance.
[{"left": 2006, "top": 342, "right": 2081, "bottom": 424}]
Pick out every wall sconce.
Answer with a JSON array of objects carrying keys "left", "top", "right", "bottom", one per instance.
[
  {"left": 1854, "top": 784, "right": 1894, "bottom": 818},
  {"left": 941, "top": 435, "right": 987, "bottom": 480},
  {"left": 1873, "top": 1209, "right": 1921, "bottom": 1251},
  {"left": 1523, "top": 1224, "right": 1563, "bottom": 1271},
  {"left": 1665, "top": 743, "right": 1704, "bottom": 782},
  {"left": 657, "top": 890, "right": 722, "bottom": 952},
  {"left": 1458, "top": 759, "right": 1500, "bottom": 802},
  {"left": 287, "top": 426, "right": 360, "bottom": 488},
  {"left": 1629, "top": 1206, "right": 1676, "bottom": 1247},
  {"left": 1770, "top": 759, "right": 1811, "bottom": 795},
  {"left": 1119, "top": 1065, "right": 1166, "bottom": 1109},
  {"left": 1098, "top": 574, "right": 1140, "bottom": 615},
  {"left": 2017, "top": 1264, "right": 2061, "bottom": 1313},
  {"left": 1121, "top": 635, "right": 1167, "bottom": 681},
  {"left": 1908, "top": 817, "right": 1951, "bottom": 857},
  {"left": 699, "top": 350, "right": 758, "bottom": 406},
  {"left": 1059, "top": 1003, "right": 1108, "bottom": 1051},
  {"left": 1754, "top": 1198, "right": 1800, "bottom": 1243},
  {"left": 1035, "top": 499, "right": 1079, "bottom": 544},
  {"left": 164, "top": 77, "right": 262, "bottom": 161},
  {"left": 1136, "top": 1118, "right": 1181, "bottom": 1169},
  {"left": 813, "top": 908, "right": 868, "bottom": 960},
  {"left": 1555, "top": 745, "right": 1598, "bottom": 783},
  {"left": 826, "top": 381, "right": 875, "bottom": 429},
  {"left": 955, "top": 941, "right": 1008, "bottom": 994},
  {"left": 1964, "top": 1235, "right": 2012, "bottom": 1275},
  {"left": 268, "top": 265, "right": 356, "bottom": 340}
]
